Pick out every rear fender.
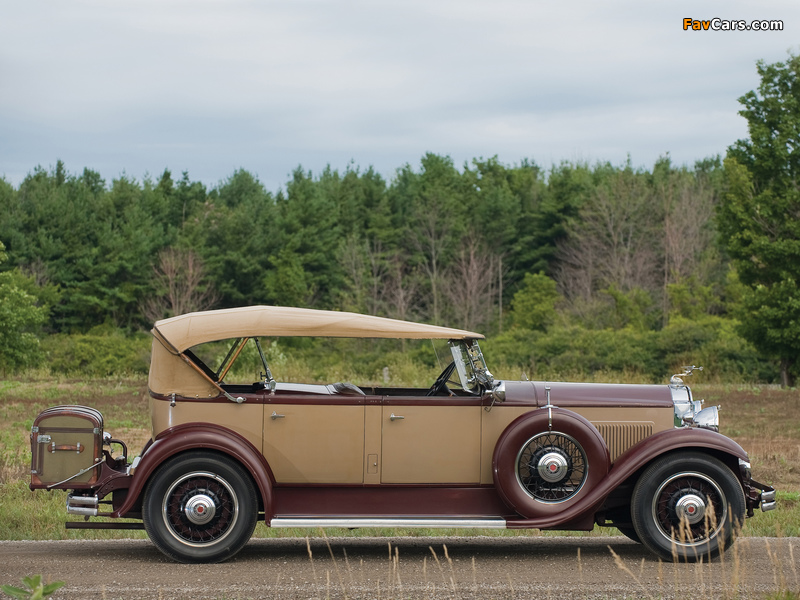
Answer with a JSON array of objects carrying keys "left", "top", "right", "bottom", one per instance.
[
  {"left": 112, "top": 423, "right": 275, "bottom": 520},
  {"left": 507, "top": 427, "right": 749, "bottom": 529}
]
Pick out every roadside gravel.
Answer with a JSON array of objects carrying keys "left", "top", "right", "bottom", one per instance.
[{"left": 1, "top": 536, "right": 798, "bottom": 599}]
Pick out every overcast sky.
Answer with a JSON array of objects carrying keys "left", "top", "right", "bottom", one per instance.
[{"left": 1, "top": 0, "right": 797, "bottom": 192}]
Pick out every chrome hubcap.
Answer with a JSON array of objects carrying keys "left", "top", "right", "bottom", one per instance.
[
  {"left": 537, "top": 452, "right": 569, "bottom": 483},
  {"left": 516, "top": 432, "right": 588, "bottom": 503},
  {"left": 675, "top": 494, "right": 705, "bottom": 525},
  {"left": 184, "top": 494, "right": 217, "bottom": 525}
]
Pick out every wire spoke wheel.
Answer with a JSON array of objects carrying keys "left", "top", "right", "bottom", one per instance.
[
  {"left": 163, "top": 471, "right": 239, "bottom": 546},
  {"left": 143, "top": 452, "right": 258, "bottom": 563},
  {"left": 516, "top": 432, "right": 588, "bottom": 503},
  {"left": 631, "top": 452, "right": 745, "bottom": 562},
  {"left": 652, "top": 472, "right": 726, "bottom": 546}
]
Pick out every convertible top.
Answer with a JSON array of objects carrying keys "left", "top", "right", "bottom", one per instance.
[
  {"left": 152, "top": 305, "right": 484, "bottom": 353},
  {"left": 148, "top": 307, "right": 484, "bottom": 397}
]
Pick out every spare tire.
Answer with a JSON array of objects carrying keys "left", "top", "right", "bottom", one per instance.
[{"left": 492, "top": 408, "right": 609, "bottom": 519}]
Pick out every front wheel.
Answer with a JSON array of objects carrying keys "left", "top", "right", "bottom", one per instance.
[
  {"left": 631, "top": 452, "right": 745, "bottom": 562},
  {"left": 143, "top": 451, "right": 258, "bottom": 563}
]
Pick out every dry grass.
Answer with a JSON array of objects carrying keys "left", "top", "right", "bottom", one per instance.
[
  {"left": 0, "top": 377, "right": 798, "bottom": 542},
  {"left": 697, "top": 384, "right": 800, "bottom": 490}
]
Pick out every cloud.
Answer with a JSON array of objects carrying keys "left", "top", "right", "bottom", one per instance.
[{"left": 0, "top": 0, "right": 797, "bottom": 189}]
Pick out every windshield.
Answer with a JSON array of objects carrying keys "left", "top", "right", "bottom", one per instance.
[
  {"left": 449, "top": 340, "right": 493, "bottom": 394},
  {"left": 185, "top": 336, "right": 493, "bottom": 393}
]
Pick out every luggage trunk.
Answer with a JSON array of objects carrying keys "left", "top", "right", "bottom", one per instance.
[{"left": 30, "top": 405, "right": 104, "bottom": 489}]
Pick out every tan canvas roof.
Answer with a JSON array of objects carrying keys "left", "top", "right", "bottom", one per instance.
[{"left": 153, "top": 306, "right": 484, "bottom": 352}]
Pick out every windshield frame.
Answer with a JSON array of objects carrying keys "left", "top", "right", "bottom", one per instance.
[{"left": 449, "top": 340, "right": 494, "bottom": 394}]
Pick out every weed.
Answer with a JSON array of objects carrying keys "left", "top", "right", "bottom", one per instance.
[
  {"left": 1, "top": 377, "right": 798, "bottom": 544},
  {"left": 1, "top": 575, "right": 64, "bottom": 600}
]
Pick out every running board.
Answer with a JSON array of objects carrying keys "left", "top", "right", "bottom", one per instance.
[
  {"left": 66, "top": 522, "right": 145, "bottom": 530},
  {"left": 269, "top": 517, "right": 507, "bottom": 529}
]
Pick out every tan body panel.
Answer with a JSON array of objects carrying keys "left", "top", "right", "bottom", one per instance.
[
  {"left": 149, "top": 397, "right": 263, "bottom": 451},
  {"left": 478, "top": 404, "right": 674, "bottom": 483},
  {"left": 571, "top": 406, "right": 673, "bottom": 461},
  {"left": 148, "top": 339, "right": 217, "bottom": 398},
  {"left": 263, "top": 404, "right": 365, "bottom": 484},
  {"left": 381, "top": 404, "right": 481, "bottom": 484},
  {"left": 363, "top": 405, "right": 382, "bottom": 484},
  {"left": 150, "top": 393, "right": 675, "bottom": 487}
]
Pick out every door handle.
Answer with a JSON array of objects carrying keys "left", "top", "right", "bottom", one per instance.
[
  {"left": 389, "top": 413, "right": 404, "bottom": 421},
  {"left": 271, "top": 411, "right": 285, "bottom": 420}
]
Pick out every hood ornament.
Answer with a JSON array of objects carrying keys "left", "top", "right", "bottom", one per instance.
[{"left": 670, "top": 365, "right": 703, "bottom": 387}]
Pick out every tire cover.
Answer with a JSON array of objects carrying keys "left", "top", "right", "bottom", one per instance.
[{"left": 492, "top": 408, "right": 610, "bottom": 519}]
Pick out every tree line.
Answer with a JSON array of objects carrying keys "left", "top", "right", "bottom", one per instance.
[
  {"left": 1, "top": 53, "right": 798, "bottom": 384},
  {"left": 0, "top": 155, "right": 728, "bottom": 330}
]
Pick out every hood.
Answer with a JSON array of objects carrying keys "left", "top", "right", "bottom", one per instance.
[{"left": 501, "top": 380, "right": 673, "bottom": 409}]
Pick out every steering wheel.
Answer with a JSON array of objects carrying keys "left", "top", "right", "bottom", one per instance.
[{"left": 426, "top": 361, "right": 456, "bottom": 396}]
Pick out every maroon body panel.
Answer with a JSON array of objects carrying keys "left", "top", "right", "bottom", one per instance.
[
  {"left": 528, "top": 381, "right": 674, "bottom": 408},
  {"left": 271, "top": 486, "right": 514, "bottom": 519},
  {"left": 505, "top": 427, "right": 748, "bottom": 529},
  {"left": 112, "top": 423, "right": 275, "bottom": 519}
]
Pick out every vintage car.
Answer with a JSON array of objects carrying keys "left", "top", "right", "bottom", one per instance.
[{"left": 30, "top": 306, "right": 775, "bottom": 563}]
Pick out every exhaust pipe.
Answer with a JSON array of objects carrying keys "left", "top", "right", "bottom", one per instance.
[
  {"left": 67, "top": 494, "right": 99, "bottom": 516},
  {"left": 761, "top": 489, "right": 777, "bottom": 512}
]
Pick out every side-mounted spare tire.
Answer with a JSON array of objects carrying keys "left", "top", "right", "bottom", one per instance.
[
  {"left": 142, "top": 450, "right": 258, "bottom": 563},
  {"left": 492, "top": 408, "right": 610, "bottom": 519}
]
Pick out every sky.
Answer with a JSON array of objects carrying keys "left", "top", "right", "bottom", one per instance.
[{"left": 1, "top": 0, "right": 798, "bottom": 193}]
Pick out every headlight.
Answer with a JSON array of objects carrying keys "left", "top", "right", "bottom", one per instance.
[{"left": 684, "top": 405, "right": 719, "bottom": 432}]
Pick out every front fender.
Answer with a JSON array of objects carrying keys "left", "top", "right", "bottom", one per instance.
[
  {"left": 112, "top": 422, "right": 275, "bottom": 520},
  {"left": 507, "top": 427, "right": 748, "bottom": 529}
]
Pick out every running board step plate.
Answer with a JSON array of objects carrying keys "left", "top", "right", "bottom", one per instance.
[{"left": 270, "top": 518, "right": 507, "bottom": 529}]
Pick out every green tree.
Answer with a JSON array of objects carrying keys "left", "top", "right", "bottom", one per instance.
[
  {"left": 718, "top": 53, "right": 800, "bottom": 387},
  {"left": 183, "top": 169, "right": 274, "bottom": 307},
  {"left": 265, "top": 167, "right": 343, "bottom": 307},
  {"left": 509, "top": 272, "right": 560, "bottom": 331},
  {"left": 0, "top": 242, "right": 48, "bottom": 372}
]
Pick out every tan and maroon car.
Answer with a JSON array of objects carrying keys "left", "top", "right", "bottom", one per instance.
[{"left": 30, "top": 306, "right": 775, "bottom": 563}]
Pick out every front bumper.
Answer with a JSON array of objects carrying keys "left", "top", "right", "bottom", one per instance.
[{"left": 740, "top": 459, "right": 777, "bottom": 516}]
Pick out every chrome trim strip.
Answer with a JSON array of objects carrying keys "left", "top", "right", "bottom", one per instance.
[{"left": 270, "top": 518, "right": 507, "bottom": 529}]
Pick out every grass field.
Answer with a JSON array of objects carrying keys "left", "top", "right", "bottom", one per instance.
[{"left": 1, "top": 376, "right": 798, "bottom": 541}]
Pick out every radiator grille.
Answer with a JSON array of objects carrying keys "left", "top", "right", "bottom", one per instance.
[{"left": 592, "top": 422, "right": 653, "bottom": 462}]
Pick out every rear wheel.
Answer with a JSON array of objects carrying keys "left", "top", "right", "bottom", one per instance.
[
  {"left": 631, "top": 452, "right": 745, "bottom": 562},
  {"left": 143, "top": 451, "right": 258, "bottom": 563}
]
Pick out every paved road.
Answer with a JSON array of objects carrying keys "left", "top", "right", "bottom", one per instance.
[{"left": 1, "top": 536, "right": 798, "bottom": 599}]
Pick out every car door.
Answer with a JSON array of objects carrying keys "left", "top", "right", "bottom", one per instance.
[
  {"left": 380, "top": 395, "right": 482, "bottom": 484},
  {"left": 262, "top": 385, "right": 368, "bottom": 484}
]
